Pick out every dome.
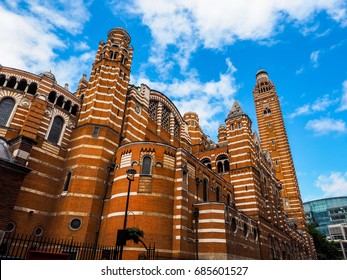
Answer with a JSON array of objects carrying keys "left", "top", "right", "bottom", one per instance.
[
  {"left": 256, "top": 69, "right": 268, "bottom": 80},
  {"left": 39, "top": 70, "right": 56, "bottom": 82}
]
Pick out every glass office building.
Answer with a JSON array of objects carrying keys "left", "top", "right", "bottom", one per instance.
[{"left": 304, "top": 196, "right": 347, "bottom": 236}]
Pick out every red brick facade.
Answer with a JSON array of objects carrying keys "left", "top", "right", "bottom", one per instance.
[{"left": 0, "top": 27, "right": 315, "bottom": 259}]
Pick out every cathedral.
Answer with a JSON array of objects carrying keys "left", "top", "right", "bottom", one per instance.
[{"left": 0, "top": 27, "right": 315, "bottom": 259}]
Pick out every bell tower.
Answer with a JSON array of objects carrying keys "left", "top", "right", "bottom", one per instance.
[
  {"left": 53, "top": 28, "right": 134, "bottom": 243},
  {"left": 78, "top": 27, "right": 133, "bottom": 131},
  {"left": 252, "top": 69, "right": 306, "bottom": 229}
]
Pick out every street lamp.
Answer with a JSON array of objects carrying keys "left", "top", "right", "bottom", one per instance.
[
  {"left": 123, "top": 167, "right": 137, "bottom": 229},
  {"left": 119, "top": 167, "right": 137, "bottom": 260}
]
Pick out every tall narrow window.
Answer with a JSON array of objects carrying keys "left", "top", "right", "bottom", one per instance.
[
  {"left": 216, "top": 186, "right": 221, "bottom": 202},
  {"left": 182, "top": 165, "right": 188, "bottom": 186},
  {"left": 141, "top": 156, "right": 152, "bottom": 175},
  {"left": 92, "top": 126, "right": 100, "bottom": 138},
  {"left": 63, "top": 171, "right": 72, "bottom": 192},
  {"left": 47, "top": 116, "right": 64, "bottom": 145},
  {"left": 0, "top": 98, "right": 15, "bottom": 126},
  {"left": 227, "top": 193, "right": 231, "bottom": 206},
  {"left": 203, "top": 179, "right": 208, "bottom": 202}
]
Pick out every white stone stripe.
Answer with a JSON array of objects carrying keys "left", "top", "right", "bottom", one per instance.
[
  {"left": 69, "top": 144, "right": 114, "bottom": 155},
  {"left": 13, "top": 206, "right": 91, "bottom": 217},
  {"left": 105, "top": 211, "right": 173, "bottom": 219},
  {"left": 198, "top": 238, "right": 226, "bottom": 243},
  {"left": 199, "top": 219, "right": 225, "bottom": 224}
]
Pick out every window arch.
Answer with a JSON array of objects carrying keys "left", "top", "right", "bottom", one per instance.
[
  {"left": 227, "top": 193, "right": 231, "bottom": 206},
  {"left": 0, "top": 98, "right": 15, "bottom": 126},
  {"left": 216, "top": 154, "right": 229, "bottom": 173},
  {"left": 201, "top": 158, "right": 212, "bottom": 170},
  {"left": 0, "top": 74, "right": 5, "bottom": 86},
  {"left": 141, "top": 155, "right": 152, "bottom": 175},
  {"left": 6, "top": 76, "right": 16, "bottom": 88},
  {"left": 71, "top": 104, "right": 79, "bottom": 116},
  {"left": 56, "top": 95, "right": 64, "bottom": 107},
  {"left": 48, "top": 91, "right": 57, "bottom": 103},
  {"left": 63, "top": 100, "right": 72, "bottom": 112},
  {"left": 17, "top": 79, "right": 27, "bottom": 91},
  {"left": 264, "top": 107, "right": 271, "bottom": 116},
  {"left": 27, "top": 82, "right": 37, "bottom": 95},
  {"left": 216, "top": 186, "right": 221, "bottom": 202},
  {"left": 47, "top": 116, "right": 64, "bottom": 145}
]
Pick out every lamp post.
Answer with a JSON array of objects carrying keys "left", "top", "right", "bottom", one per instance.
[{"left": 119, "top": 167, "right": 137, "bottom": 260}]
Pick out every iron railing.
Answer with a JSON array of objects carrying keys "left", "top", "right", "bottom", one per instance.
[{"left": 0, "top": 233, "right": 156, "bottom": 260}]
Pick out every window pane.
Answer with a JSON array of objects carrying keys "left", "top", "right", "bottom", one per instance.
[
  {"left": 47, "top": 117, "right": 64, "bottom": 144},
  {"left": 0, "top": 98, "right": 15, "bottom": 126},
  {"left": 141, "top": 156, "right": 152, "bottom": 175}
]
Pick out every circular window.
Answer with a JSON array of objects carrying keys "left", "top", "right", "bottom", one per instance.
[
  {"left": 231, "top": 217, "right": 237, "bottom": 233},
  {"left": 70, "top": 218, "right": 82, "bottom": 230},
  {"left": 34, "top": 226, "right": 43, "bottom": 237},
  {"left": 6, "top": 222, "right": 16, "bottom": 233}
]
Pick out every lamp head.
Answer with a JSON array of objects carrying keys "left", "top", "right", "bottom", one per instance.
[{"left": 126, "top": 167, "right": 137, "bottom": 181}]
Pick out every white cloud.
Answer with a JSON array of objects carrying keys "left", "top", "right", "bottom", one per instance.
[
  {"left": 337, "top": 80, "right": 347, "bottom": 112},
  {"left": 289, "top": 94, "right": 337, "bottom": 118},
  {"left": 312, "top": 94, "right": 338, "bottom": 111},
  {"left": 305, "top": 117, "right": 346, "bottom": 135},
  {"left": 289, "top": 104, "right": 311, "bottom": 118},
  {"left": 316, "top": 172, "right": 347, "bottom": 197},
  {"left": 0, "top": 1, "right": 92, "bottom": 90},
  {"left": 112, "top": 0, "right": 347, "bottom": 74},
  {"left": 310, "top": 50, "right": 320, "bottom": 68}
]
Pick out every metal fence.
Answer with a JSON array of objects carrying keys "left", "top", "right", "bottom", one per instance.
[{"left": 0, "top": 233, "right": 156, "bottom": 260}]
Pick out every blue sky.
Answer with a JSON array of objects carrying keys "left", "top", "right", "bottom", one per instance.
[{"left": 1, "top": 0, "right": 347, "bottom": 202}]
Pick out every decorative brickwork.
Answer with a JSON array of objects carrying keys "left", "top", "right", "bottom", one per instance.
[{"left": 0, "top": 29, "right": 315, "bottom": 259}]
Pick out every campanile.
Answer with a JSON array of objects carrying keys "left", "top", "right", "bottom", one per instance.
[{"left": 252, "top": 69, "right": 305, "bottom": 229}]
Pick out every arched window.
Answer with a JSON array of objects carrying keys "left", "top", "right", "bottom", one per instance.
[
  {"left": 0, "top": 98, "right": 15, "bottom": 126},
  {"left": 264, "top": 107, "right": 271, "bottom": 116},
  {"left": 203, "top": 178, "right": 208, "bottom": 202},
  {"left": 56, "top": 95, "right": 64, "bottom": 107},
  {"left": 182, "top": 165, "right": 188, "bottom": 186},
  {"left": 71, "top": 104, "right": 79, "bottom": 116},
  {"left": 17, "top": 79, "right": 27, "bottom": 91},
  {"left": 201, "top": 158, "right": 212, "bottom": 170},
  {"left": 27, "top": 82, "right": 37, "bottom": 95},
  {"left": 63, "top": 100, "right": 71, "bottom": 112},
  {"left": 6, "top": 76, "right": 16, "bottom": 88},
  {"left": 47, "top": 116, "right": 64, "bottom": 145},
  {"left": 216, "top": 186, "right": 221, "bottom": 202},
  {"left": 141, "top": 156, "right": 152, "bottom": 175},
  {"left": 216, "top": 155, "right": 229, "bottom": 173},
  {"left": 48, "top": 91, "right": 57, "bottom": 103},
  {"left": 0, "top": 74, "right": 6, "bottom": 86},
  {"left": 227, "top": 193, "right": 231, "bottom": 206}
]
